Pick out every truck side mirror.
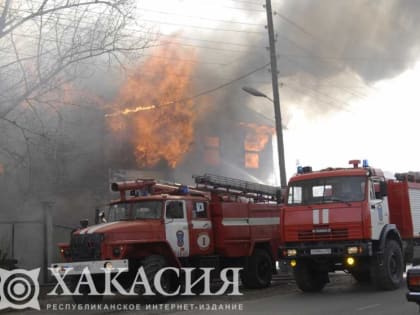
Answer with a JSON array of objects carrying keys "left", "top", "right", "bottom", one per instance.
[
  {"left": 95, "top": 209, "right": 107, "bottom": 224},
  {"left": 375, "top": 181, "right": 387, "bottom": 199},
  {"left": 380, "top": 181, "right": 388, "bottom": 197},
  {"left": 99, "top": 211, "right": 107, "bottom": 223}
]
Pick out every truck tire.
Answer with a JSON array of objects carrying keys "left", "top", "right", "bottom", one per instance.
[
  {"left": 137, "top": 255, "right": 174, "bottom": 302},
  {"left": 69, "top": 275, "right": 104, "bottom": 304},
  {"left": 294, "top": 261, "right": 328, "bottom": 292},
  {"left": 241, "top": 249, "right": 273, "bottom": 289},
  {"left": 371, "top": 239, "right": 404, "bottom": 290}
]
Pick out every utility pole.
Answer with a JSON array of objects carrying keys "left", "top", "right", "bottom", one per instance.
[
  {"left": 42, "top": 201, "right": 53, "bottom": 284},
  {"left": 265, "top": 0, "right": 287, "bottom": 188}
]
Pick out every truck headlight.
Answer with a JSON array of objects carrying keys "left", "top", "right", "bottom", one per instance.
[
  {"left": 287, "top": 249, "right": 297, "bottom": 257},
  {"left": 52, "top": 264, "right": 60, "bottom": 273},
  {"left": 104, "top": 262, "right": 113, "bottom": 270},
  {"left": 60, "top": 248, "right": 71, "bottom": 258}
]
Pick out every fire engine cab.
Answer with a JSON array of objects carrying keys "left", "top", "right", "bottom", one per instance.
[
  {"left": 280, "top": 160, "right": 420, "bottom": 292},
  {"left": 56, "top": 174, "right": 282, "bottom": 302}
]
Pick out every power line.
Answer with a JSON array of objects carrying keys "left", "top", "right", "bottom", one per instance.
[
  {"left": 275, "top": 11, "right": 324, "bottom": 45},
  {"left": 163, "top": 34, "right": 261, "bottom": 49},
  {"left": 11, "top": 9, "right": 402, "bottom": 65},
  {"left": 136, "top": 8, "right": 265, "bottom": 27},
  {"left": 278, "top": 54, "right": 369, "bottom": 104},
  {"left": 105, "top": 62, "right": 271, "bottom": 117},
  {"left": 5, "top": 12, "right": 405, "bottom": 76},
  {"left": 6, "top": 31, "right": 245, "bottom": 65},
  {"left": 0, "top": 45, "right": 231, "bottom": 67},
  {"left": 282, "top": 82, "right": 350, "bottom": 112},
  {"left": 10, "top": 8, "right": 264, "bottom": 48},
  {"left": 5, "top": 8, "right": 258, "bottom": 62},
  {"left": 273, "top": 10, "right": 382, "bottom": 97},
  {"left": 141, "top": 18, "right": 265, "bottom": 34},
  {"left": 280, "top": 53, "right": 374, "bottom": 100},
  {"left": 187, "top": 62, "right": 270, "bottom": 101},
  {"left": 5, "top": 6, "right": 266, "bottom": 51},
  {"left": 8, "top": 5, "right": 265, "bottom": 34},
  {"left": 160, "top": 41, "right": 247, "bottom": 53},
  {"left": 224, "top": 0, "right": 266, "bottom": 6},
  {"left": 140, "top": 53, "right": 229, "bottom": 66},
  {"left": 170, "top": 3, "right": 266, "bottom": 13}
]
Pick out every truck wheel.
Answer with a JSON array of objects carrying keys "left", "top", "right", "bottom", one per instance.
[
  {"left": 294, "top": 261, "right": 328, "bottom": 292},
  {"left": 241, "top": 249, "right": 273, "bottom": 289},
  {"left": 69, "top": 275, "right": 104, "bottom": 304},
  {"left": 138, "top": 255, "right": 174, "bottom": 302},
  {"left": 351, "top": 271, "right": 370, "bottom": 283},
  {"left": 371, "top": 239, "right": 403, "bottom": 290}
]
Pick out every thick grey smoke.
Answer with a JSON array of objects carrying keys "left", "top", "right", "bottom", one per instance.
[
  {"left": 276, "top": 0, "right": 420, "bottom": 81},
  {"left": 199, "top": 0, "right": 420, "bottom": 124}
]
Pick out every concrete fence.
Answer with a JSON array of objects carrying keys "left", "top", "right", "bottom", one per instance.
[{"left": 0, "top": 209, "right": 74, "bottom": 284}]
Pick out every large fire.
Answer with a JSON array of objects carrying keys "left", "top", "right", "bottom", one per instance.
[{"left": 106, "top": 43, "right": 197, "bottom": 168}]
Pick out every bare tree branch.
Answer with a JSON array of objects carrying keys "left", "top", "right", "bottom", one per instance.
[
  {"left": 1, "top": 0, "right": 125, "bottom": 38},
  {"left": 0, "top": 0, "right": 154, "bottom": 201},
  {"left": 0, "top": 0, "right": 12, "bottom": 33}
]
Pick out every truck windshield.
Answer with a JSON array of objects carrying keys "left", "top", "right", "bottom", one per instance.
[
  {"left": 287, "top": 176, "right": 366, "bottom": 205},
  {"left": 107, "top": 201, "right": 163, "bottom": 221}
]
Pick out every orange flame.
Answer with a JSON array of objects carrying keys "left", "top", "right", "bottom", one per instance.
[
  {"left": 245, "top": 152, "right": 259, "bottom": 169},
  {"left": 240, "top": 122, "right": 275, "bottom": 169},
  {"left": 106, "top": 42, "right": 197, "bottom": 168},
  {"left": 240, "top": 122, "right": 275, "bottom": 152},
  {"left": 105, "top": 105, "right": 156, "bottom": 117}
]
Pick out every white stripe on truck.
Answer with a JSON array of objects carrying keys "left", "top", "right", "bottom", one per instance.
[
  {"left": 79, "top": 221, "right": 120, "bottom": 234},
  {"left": 222, "top": 217, "right": 280, "bottom": 226},
  {"left": 313, "top": 209, "right": 320, "bottom": 225},
  {"left": 192, "top": 220, "right": 212, "bottom": 229}
]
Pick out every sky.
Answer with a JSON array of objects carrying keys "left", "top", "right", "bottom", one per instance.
[
  {"left": 285, "top": 60, "right": 420, "bottom": 178},
  {"left": 134, "top": 0, "right": 420, "bottom": 184}
]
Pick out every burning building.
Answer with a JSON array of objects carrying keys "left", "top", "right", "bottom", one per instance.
[{"left": 105, "top": 43, "right": 276, "bottom": 185}]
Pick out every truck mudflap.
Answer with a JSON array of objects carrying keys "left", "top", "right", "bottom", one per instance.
[
  {"left": 279, "top": 241, "right": 373, "bottom": 259},
  {"left": 51, "top": 259, "right": 128, "bottom": 275}
]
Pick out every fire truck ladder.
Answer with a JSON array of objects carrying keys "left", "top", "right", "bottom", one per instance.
[
  {"left": 193, "top": 173, "right": 281, "bottom": 203},
  {"left": 395, "top": 171, "right": 420, "bottom": 183}
]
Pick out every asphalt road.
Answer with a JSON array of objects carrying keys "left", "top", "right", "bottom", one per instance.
[{"left": 15, "top": 273, "right": 419, "bottom": 315}]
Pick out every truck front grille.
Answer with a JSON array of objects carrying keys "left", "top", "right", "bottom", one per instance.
[
  {"left": 298, "top": 228, "right": 348, "bottom": 241},
  {"left": 70, "top": 233, "right": 102, "bottom": 261}
]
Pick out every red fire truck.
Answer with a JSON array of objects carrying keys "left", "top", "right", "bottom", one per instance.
[
  {"left": 279, "top": 160, "right": 420, "bottom": 292},
  {"left": 57, "top": 174, "right": 282, "bottom": 302}
]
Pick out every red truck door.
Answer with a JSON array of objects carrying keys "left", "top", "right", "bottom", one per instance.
[{"left": 188, "top": 200, "right": 214, "bottom": 256}]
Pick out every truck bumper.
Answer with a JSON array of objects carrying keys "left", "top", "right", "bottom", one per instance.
[
  {"left": 279, "top": 241, "right": 373, "bottom": 260},
  {"left": 407, "top": 292, "right": 420, "bottom": 304},
  {"left": 51, "top": 259, "right": 128, "bottom": 275}
]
